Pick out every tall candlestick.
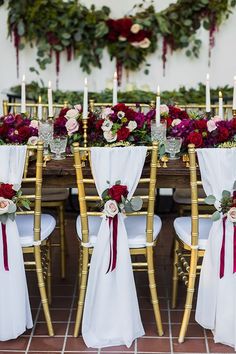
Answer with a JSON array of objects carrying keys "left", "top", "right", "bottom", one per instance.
[
  {"left": 38, "top": 95, "right": 42, "bottom": 121},
  {"left": 155, "top": 85, "right": 160, "bottom": 126},
  {"left": 21, "top": 74, "right": 26, "bottom": 113},
  {"left": 218, "top": 91, "right": 223, "bottom": 119},
  {"left": 83, "top": 77, "right": 88, "bottom": 119},
  {"left": 233, "top": 76, "right": 236, "bottom": 110},
  {"left": 113, "top": 71, "right": 118, "bottom": 106},
  {"left": 206, "top": 73, "right": 211, "bottom": 113},
  {"left": 48, "top": 81, "right": 53, "bottom": 117}
]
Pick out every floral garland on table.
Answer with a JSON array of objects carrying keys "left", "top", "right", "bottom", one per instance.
[
  {"left": 0, "top": 113, "right": 38, "bottom": 145},
  {"left": 2, "top": 0, "right": 235, "bottom": 81},
  {"left": 147, "top": 104, "right": 236, "bottom": 150},
  {"left": 0, "top": 183, "right": 30, "bottom": 270},
  {"left": 204, "top": 181, "right": 236, "bottom": 278}
]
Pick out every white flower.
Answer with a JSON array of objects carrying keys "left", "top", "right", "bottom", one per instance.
[
  {"left": 101, "top": 107, "right": 114, "bottom": 119},
  {"left": 139, "top": 37, "right": 151, "bottom": 49},
  {"left": 131, "top": 42, "right": 140, "bottom": 48},
  {"left": 227, "top": 207, "right": 236, "bottom": 223},
  {"left": 29, "top": 119, "right": 39, "bottom": 129},
  {"left": 127, "top": 120, "right": 137, "bottom": 132},
  {"left": 101, "top": 119, "right": 113, "bottom": 132},
  {"left": 160, "top": 104, "right": 169, "bottom": 115},
  {"left": 171, "top": 119, "right": 181, "bottom": 127},
  {"left": 104, "top": 200, "right": 119, "bottom": 218},
  {"left": 65, "top": 118, "right": 79, "bottom": 135},
  {"left": 27, "top": 136, "right": 39, "bottom": 146},
  {"left": 65, "top": 109, "right": 79, "bottom": 120},
  {"left": 103, "top": 131, "right": 117, "bottom": 142},
  {"left": 118, "top": 36, "right": 126, "bottom": 41},
  {"left": 74, "top": 104, "right": 82, "bottom": 112},
  {"left": 117, "top": 111, "right": 125, "bottom": 119},
  {"left": 0, "top": 197, "right": 16, "bottom": 215},
  {"left": 207, "top": 120, "right": 217, "bottom": 133},
  {"left": 212, "top": 115, "right": 223, "bottom": 122},
  {"left": 130, "top": 23, "right": 141, "bottom": 34}
]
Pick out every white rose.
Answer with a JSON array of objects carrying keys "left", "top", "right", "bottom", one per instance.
[
  {"left": 207, "top": 119, "right": 217, "bottom": 133},
  {"left": 0, "top": 198, "right": 16, "bottom": 215},
  {"left": 104, "top": 200, "right": 119, "bottom": 218},
  {"left": 131, "top": 42, "right": 140, "bottom": 48},
  {"left": 29, "top": 120, "right": 39, "bottom": 129},
  {"left": 127, "top": 120, "right": 137, "bottom": 132},
  {"left": 160, "top": 104, "right": 169, "bottom": 115},
  {"left": 101, "top": 107, "right": 114, "bottom": 119},
  {"left": 65, "top": 109, "right": 79, "bottom": 120},
  {"left": 27, "top": 136, "right": 39, "bottom": 146},
  {"left": 118, "top": 36, "right": 126, "bottom": 41},
  {"left": 227, "top": 207, "right": 236, "bottom": 223},
  {"left": 74, "top": 104, "right": 82, "bottom": 112},
  {"left": 103, "top": 131, "right": 117, "bottom": 143},
  {"left": 130, "top": 23, "right": 141, "bottom": 34},
  {"left": 171, "top": 119, "right": 181, "bottom": 127},
  {"left": 117, "top": 111, "right": 125, "bottom": 120},
  {"left": 139, "top": 37, "right": 151, "bottom": 49},
  {"left": 101, "top": 119, "right": 113, "bottom": 132}
]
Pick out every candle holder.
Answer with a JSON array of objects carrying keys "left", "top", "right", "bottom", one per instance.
[
  {"left": 233, "top": 109, "right": 236, "bottom": 118},
  {"left": 82, "top": 118, "right": 88, "bottom": 161},
  {"left": 89, "top": 99, "right": 95, "bottom": 112}
]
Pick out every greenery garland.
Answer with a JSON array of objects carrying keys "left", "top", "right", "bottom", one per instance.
[{"left": 1, "top": 0, "right": 236, "bottom": 81}]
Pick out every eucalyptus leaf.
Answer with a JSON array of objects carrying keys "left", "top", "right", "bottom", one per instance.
[
  {"left": 8, "top": 203, "right": 16, "bottom": 213},
  {"left": 233, "top": 180, "right": 236, "bottom": 190},
  {"left": 101, "top": 189, "right": 109, "bottom": 199},
  {"left": 8, "top": 213, "right": 15, "bottom": 222},
  {"left": 130, "top": 196, "right": 143, "bottom": 211},
  {"left": 222, "top": 190, "right": 231, "bottom": 198},
  {"left": 204, "top": 195, "right": 216, "bottom": 205},
  {"left": 211, "top": 210, "right": 221, "bottom": 222},
  {"left": 0, "top": 214, "right": 8, "bottom": 224}
]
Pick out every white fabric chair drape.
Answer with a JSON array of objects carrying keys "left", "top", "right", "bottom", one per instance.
[
  {"left": 0, "top": 145, "right": 33, "bottom": 341},
  {"left": 82, "top": 146, "right": 147, "bottom": 348},
  {"left": 195, "top": 148, "right": 236, "bottom": 349}
]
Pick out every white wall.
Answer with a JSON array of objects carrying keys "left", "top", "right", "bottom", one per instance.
[{"left": 1, "top": 0, "right": 236, "bottom": 114}]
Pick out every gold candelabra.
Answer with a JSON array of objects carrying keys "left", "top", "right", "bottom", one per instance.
[
  {"left": 233, "top": 109, "right": 236, "bottom": 118},
  {"left": 82, "top": 118, "right": 88, "bottom": 161}
]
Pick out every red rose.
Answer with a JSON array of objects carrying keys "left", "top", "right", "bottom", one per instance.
[
  {"left": 18, "top": 126, "right": 31, "bottom": 141},
  {"left": 113, "top": 103, "right": 128, "bottom": 112},
  {"left": 0, "top": 183, "right": 16, "bottom": 199},
  {"left": 108, "top": 184, "right": 128, "bottom": 203},
  {"left": 194, "top": 119, "right": 207, "bottom": 130},
  {"left": 128, "top": 30, "right": 148, "bottom": 43},
  {"left": 117, "top": 18, "right": 132, "bottom": 37},
  {"left": 15, "top": 114, "right": 24, "bottom": 128},
  {"left": 95, "top": 119, "right": 104, "bottom": 130},
  {"left": 117, "top": 127, "right": 130, "bottom": 141},
  {"left": 59, "top": 108, "right": 70, "bottom": 118},
  {"left": 0, "top": 124, "right": 8, "bottom": 137},
  {"left": 166, "top": 117, "right": 173, "bottom": 128},
  {"left": 217, "top": 127, "right": 229, "bottom": 142},
  {"left": 231, "top": 118, "right": 236, "bottom": 130},
  {"left": 187, "top": 131, "right": 203, "bottom": 147}
]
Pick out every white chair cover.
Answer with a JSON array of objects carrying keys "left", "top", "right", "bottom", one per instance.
[
  {"left": 82, "top": 146, "right": 147, "bottom": 348},
  {"left": 195, "top": 148, "right": 236, "bottom": 349},
  {"left": 0, "top": 145, "right": 33, "bottom": 341}
]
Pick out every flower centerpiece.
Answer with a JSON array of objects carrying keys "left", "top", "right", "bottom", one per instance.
[
  {"left": 0, "top": 113, "right": 38, "bottom": 145},
  {"left": 0, "top": 182, "right": 30, "bottom": 271},
  {"left": 88, "top": 103, "right": 151, "bottom": 146}
]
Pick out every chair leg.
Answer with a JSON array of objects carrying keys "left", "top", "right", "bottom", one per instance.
[
  {"left": 178, "top": 249, "right": 198, "bottom": 343},
  {"left": 147, "top": 247, "right": 163, "bottom": 336},
  {"left": 172, "top": 239, "right": 180, "bottom": 309},
  {"left": 47, "top": 241, "right": 52, "bottom": 305},
  {"left": 34, "top": 245, "right": 54, "bottom": 336},
  {"left": 74, "top": 247, "right": 89, "bottom": 337},
  {"left": 59, "top": 203, "right": 66, "bottom": 279},
  {"left": 78, "top": 243, "right": 82, "bottom": 290}
]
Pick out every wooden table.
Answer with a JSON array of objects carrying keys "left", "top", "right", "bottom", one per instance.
[{"left": 29, "top": 156, "right": 191, "bottom": 189}]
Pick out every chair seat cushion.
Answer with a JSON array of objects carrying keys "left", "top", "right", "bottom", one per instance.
[
  {"left": 22, "top": 188, "right": 69, "bottom": 202},
  {"left": 174, "top": 216, "right": 212, "bottom": 250},
  {"left": 76, "top": 215, "right": 162, "bottom": 248},
  {"left": 16, "top": 214, "right": 56, "bottom": 247},
  {"left": 173, "top": 188, "right": 206, "bottom": 205}
]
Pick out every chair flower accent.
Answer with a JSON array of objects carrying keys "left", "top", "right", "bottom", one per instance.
[
  {"left": 0, "top": 114, "right": 38, "bottom": 144},
  {"left": 205, "top": 181, "right": 236, "bottom": 278},
  {"left": 101, "top": 180, "right": 143, "bottom": 272},
  {"left": 0, "top": 183, "right": 30, "bottom": 271}
]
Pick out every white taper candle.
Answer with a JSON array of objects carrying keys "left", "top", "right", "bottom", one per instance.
[
  {"left": 21, "top": 74, "right": 26, "bottom": 113},
  {"left": 233, "top": 76, "right": 236, "bottom": 110},
  {"left": 83, "top": 77, "right": 88, "bottom": 119},
  {"left": 48, "top": 81, "right": 53, "bottom": 117},
  {"left": 206, "top": 73, "right": 211, "bottom": 113},
  {"left": 218, "top": 91, "right": 223, "bottom": 119},
  {"left": 38, "top": 95, "right": 42, "bottom": 121},
  {"left": 113, "top": 71, "right": 118, "bottom": 106},
  {"left": 155, "top": 85, "right": 160, "bottom": 126}
]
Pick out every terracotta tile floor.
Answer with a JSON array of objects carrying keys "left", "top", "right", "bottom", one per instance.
[{"left": 0, "top": 212, "right": 234, "bottom": 354}]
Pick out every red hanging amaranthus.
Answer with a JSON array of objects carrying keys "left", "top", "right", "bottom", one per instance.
[
  {"left": 12, "top": 26, "right": 20, "bottom": 78},
  {"left": 116, "top": 59, "right": 122, "bottom": 87},
  {"left": 162, "top": 37, "right": 168, "bottom": 76},
  {"left": 208, "top": 13, "right": 217, "bottom": 66}
]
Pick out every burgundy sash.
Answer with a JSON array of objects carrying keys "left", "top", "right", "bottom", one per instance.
[
  {"left": 219, "top": 216, "right": 236, "bottom": 278},
  {"left": 1, "top": 223, "right": 9, "bottom": 271},
  {"left": 106, "top": 215, "right": 118, "bottom": 273}
]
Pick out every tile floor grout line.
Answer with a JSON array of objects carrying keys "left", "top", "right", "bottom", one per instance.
[
  {"left": 166, "top": 293, "right": 174, "bottom": 354},
  {"left": 25, "top": 301, "right": 42, "bottom": 354},
  {"left": 61, "top": 277, "right": 78, "bottom": 354},
  {"left": 203, "top": 328, "right": 210, "bottom": 353}
]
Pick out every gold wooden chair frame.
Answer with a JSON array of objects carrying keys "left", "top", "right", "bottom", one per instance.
[
  {"left": 73, "top": 142, "right": 163, "bottom": 338},
  {"left": 171, "top": 143, "right": 212, "bottom": 343},
  {"left": 18, "top": 142, "right": 54, "bottom": 336},
  {"left": 3, "top": 100, "right": 68, "bottom": 279}
]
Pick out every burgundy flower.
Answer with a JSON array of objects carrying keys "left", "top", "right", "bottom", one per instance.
[
  {"left": 0, "top": 183, "right": 16, "bottom": 199},
  {"left": 217, "top": 126, "right": 229, "bottom": 142},
  {"left": 18, "top": 126, "right": 31, "bottom": 140},
  {"left": 4, "top": 114, "right": 15, "bottom": 125},
  {"left": 187, "top": 131, "right": 203, "bottom": 147},
  {"left": 59, "top": 108, "right": 70, "bottom": 118},
  {"left": 54, "top": 116, "right": 67, "bottom": 136},
  {"left": 194, "top": 119, "right": 207, "bottom": 131},
  {"left": 108, "top": 184, "right": 128, "bottom": 203},
  {"left": 117, "top": 126, "right": 130, "bottom": 141}
]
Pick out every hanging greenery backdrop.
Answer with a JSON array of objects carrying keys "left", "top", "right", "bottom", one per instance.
[{"left": 1, "top": 0, "right": 236, "bottom": 81}]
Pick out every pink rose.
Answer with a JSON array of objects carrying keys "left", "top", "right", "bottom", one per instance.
[
  {"left": 65, "top": 118, "right": 79, "bottom": 135},
  {"left": 0, "top": 197, "right": 16, "bottom": 215},
  {"left": 212, "top": 115, "right": 223, "bottom": 122},
  {"left": 139, "top": 37, "right": 151, "bottom": 49},
  {"left": 101, "top": 107, "right": 114, "bottom": 119},
  {"left": 103, "top": 131, "right": 117, "bottom": 142},
  {"left": 227, "top": 207, "right": 236, "bottom": 223},
  {"left": 207, "top": 119, "right": 217, "bottom": 132},
  {"left": 171, "top": 119, "right": 181, "bottom": 127},
  {"left": 160, "top": 104, "right": 169, "bottom": 115},
  {"left": 104, "top": 200, "right": 119, "bottom": 217},
  {"left": 29, "top": 120, "right": 39, "bottom": 129}
]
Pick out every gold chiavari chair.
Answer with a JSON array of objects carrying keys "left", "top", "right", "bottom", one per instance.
[
  {"left": 2, "top": 100, "right": 69, "bottom": 279},
  {"left": 177, "top": 104, "right": 234, "bottom": 120},
  {"left": 16, "top": 142, "right": 56, "bottom": 336},
  {"left": 171, "top": 144, "right": 213, "bottom": 343},
  {"left": 89, "top": 99, "right": 154, "bottom": 113},
  {"left": 73, "top": 142, "right": 163, "bottom": 337}
]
